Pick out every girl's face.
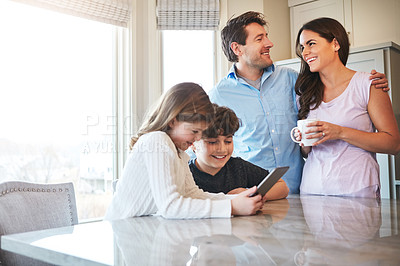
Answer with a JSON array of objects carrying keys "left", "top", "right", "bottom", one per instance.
[
  {"left": 193, "top": 135, "right": 234, "bottom": 176},
  {"left": 168, "top": 119, "right": 207, "bottom": 151},
  {"left": 299, "top": 29, "right": 338, "bottom": 73}
]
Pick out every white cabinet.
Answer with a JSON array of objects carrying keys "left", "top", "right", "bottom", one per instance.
[
  {"left": 289, "top": 0, "right": 400, "bottom": 58},
  {"left": 276, "top": 42, "right": 400, "bottom": 199},
  {"left": 289, "top": 0, "right": 352, "bottom": 57},
  {"left": 350, "top": 0, "right": 400, "bottom": 48}
]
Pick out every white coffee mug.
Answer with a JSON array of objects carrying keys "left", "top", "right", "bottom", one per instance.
[{"left": 290, "top": 118, "right": 321, "bottom": 146}]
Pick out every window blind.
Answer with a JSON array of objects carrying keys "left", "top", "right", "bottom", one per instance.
[
  {"left": 11, "top": 0, "right": 132, "bottom": 27},
  {"left": 156, "top": 0, "right": 220, "bottom": 30}
]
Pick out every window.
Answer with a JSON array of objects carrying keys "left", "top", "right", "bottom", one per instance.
[
  {"left": 162, "top": 30, "right": 215, "bottom": 92},
  {"left": 0, "top": 1, "right": 115, "bottom": 220}
]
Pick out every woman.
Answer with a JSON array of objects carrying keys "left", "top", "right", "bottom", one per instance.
[{"left": 294, "top": 17, "right": 400, "bottom": 198}]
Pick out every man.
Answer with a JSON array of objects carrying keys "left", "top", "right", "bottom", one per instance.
[{"left": 208, "top": 11, "right": 388, "bottom": 193}]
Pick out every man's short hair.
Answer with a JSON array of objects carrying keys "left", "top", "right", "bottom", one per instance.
[
  {"left": 202, "top": 104, "right": 240, "bottom": 138},
  {"left": 221, "top": 11, "right": 267, "bottom": 62}
]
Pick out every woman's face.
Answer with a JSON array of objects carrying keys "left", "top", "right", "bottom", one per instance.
[
  {"left": 167, "top": 119, "right": 207, "bottom": 151},
  {"left": 299, "top": 29, "right": 338, "bottom": 73}
]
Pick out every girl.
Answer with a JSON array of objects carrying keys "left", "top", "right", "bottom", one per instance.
[
  {"left": 294, "top": 18, "right": 400, "bottom": 198},
  {"left": 104, "top": 82, "right": 263, "bottom": 220}
]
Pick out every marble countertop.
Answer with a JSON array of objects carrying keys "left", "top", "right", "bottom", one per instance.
[{"left": 1, "top": 195, "right": 399, "bottom": 265}]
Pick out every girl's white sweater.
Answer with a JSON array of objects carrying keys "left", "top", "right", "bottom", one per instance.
[{"left": 104, "top": 131, "right": 232, "bottom": 220}]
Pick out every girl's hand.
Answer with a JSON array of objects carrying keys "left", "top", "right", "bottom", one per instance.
[
  {"left": 304, "top": 120, "right": 343, "bottom": 146},
  {"left": 231, "top": 186, "right": 263, "bottom": 216}
]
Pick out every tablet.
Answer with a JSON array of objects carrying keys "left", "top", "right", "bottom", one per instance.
[{"left": 250, "top": 166, "right": 289, "bottom": 197}]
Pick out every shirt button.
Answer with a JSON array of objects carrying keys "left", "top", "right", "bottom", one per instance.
[
  {"left": 266, "top": 112, "right": 270, "bottom": 115},
  {"left": 271, "top": 129, "right": 275, "bottom": 133},
  {"left": 275, "top": 147, "right": 278, "bottom": 151}
]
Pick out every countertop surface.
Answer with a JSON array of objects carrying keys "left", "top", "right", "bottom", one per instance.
[{"left": 2, "top": 195, "right": 400, "bottom": 265}]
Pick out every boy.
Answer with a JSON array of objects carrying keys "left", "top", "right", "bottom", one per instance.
[{"left": 190, "top": 104, "right": 289, "bottom": 201}]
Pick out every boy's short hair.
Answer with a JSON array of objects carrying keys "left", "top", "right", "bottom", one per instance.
[{"left": 202, "top": 104, "right": 240, "bottom": 138}]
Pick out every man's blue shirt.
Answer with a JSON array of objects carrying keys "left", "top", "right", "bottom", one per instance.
[{"left": 208, "top": 64, "right": 303, "bottom": 193}]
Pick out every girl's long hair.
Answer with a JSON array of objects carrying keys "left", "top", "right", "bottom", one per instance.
[
  {"left": 130, "top": 82, "right": 214, "bottom": 149},
  {"left": 294, "top": 17, "right": 350, "bottom": 119}
]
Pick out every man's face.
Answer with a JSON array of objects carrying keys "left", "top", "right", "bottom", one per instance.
[{"left": 237, "top": 22, "right": 274, "bottom": 70}]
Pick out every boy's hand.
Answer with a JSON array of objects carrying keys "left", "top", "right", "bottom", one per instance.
[
  {"left": 227, "top": 187, "right": 247, "bottom": 194},
  {"left": 370, "top": 69, "right": 389, "bottom": 92},
  {"left": 231, "top": 186, "right": 263, "bottom": 216}
]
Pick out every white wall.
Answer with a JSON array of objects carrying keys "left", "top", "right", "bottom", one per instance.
[
  {"left": 263, "top": 0, "right": 292, "bottom": 61},
  {"left": 351, "top": 0, "right": 400, "bottom": 47}
]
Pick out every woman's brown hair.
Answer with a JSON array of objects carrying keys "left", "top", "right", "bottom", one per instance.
[
  {"left": 129, "top": 82, "right": 215, "bottom": 149},
  {"left": 294, "top": 17, "right": 350, "bottom": 119}
]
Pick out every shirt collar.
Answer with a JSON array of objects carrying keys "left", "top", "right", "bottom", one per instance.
[{"left": 227, "top": 64, "right": 276, "bottom": 81}]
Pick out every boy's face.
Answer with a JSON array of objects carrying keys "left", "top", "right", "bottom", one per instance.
[{"left": 193, "top": 135, "right": 234, "bottom": 175}]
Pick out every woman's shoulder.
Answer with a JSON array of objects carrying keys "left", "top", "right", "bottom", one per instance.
[
  {"left": 351, "top": 71, "right": 373, "bottom": 85},
  {"left": 350, "top": 71, "right": 373, "bottom": 90},
  {"left": 346, "top": 71, "right": 373, "bottom": 104},
  {"left": 353, "top": 71, "right": 371, "bottom": 79}
]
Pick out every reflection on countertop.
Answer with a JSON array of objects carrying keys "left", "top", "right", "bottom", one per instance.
[
  {"left": 110, "top": 196, "right": 399, "bottom": 265},
  {"left": 296, "top": 196, "right": 384, "bottom": 265},
  {"left": 2, "top": 195, "right": 399, "bottom": 265}
]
